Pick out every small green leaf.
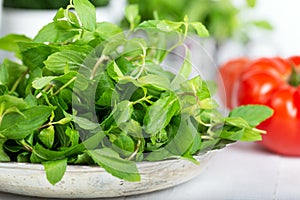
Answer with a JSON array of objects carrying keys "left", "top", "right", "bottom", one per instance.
[
  {"left": 73, "top": 0, "right": 96, "bottom": 31},
  {"left": 119, "top": 119, "right": 142, "bottom": 138},
  {"left": 0, "top": 106, "right": 53, "bottom": 140},
  {"left": 113, "top": 100, "right": 134, "bottom": 125},
  {"left": 0, "top": 95, "right": 29, "bottom": 111},
  {"left": 95, "top": 22, "right": 123, "bottom": 40},
  {"left": 252, "top": 20, "right": 273, "bottom": 30},
  {"left": 190, "top": 22, "right": 209, "bottom": 37},
  {"left": 246, "top": 0, "right": 256, "bottom": 7},
  {"left": 34, "top": 22, "right": 79, "bottom": 43},
  {"left": 225, "top": 117, "right": 250, "bottom": 129},
  {"left": 113, "top": 134, "right": 135, "bottom": 156},
  {"left": 138, "top": 74, "right": 170, "bottom": 91},
  {"left": 229, "top": 105, "right": 273, "bottom": 127},
  {"left": 87, "top": 148, "right": 140, "bottom": 182},
  {"left": 0, "top": 63, "right": 9, "bottom": 85},
  {"left": 107, "top": 61, "right": 124, "bottom": 81},
  {"left": 241, "top": 128, "right": 263, "bottom": 141},
  {"left": 18, "top": 42, "right": 56, "bottom": 70},
  {"left": 44, "top": 49, "right": 91, "bottom": 74},
  {"left": 72, "top": 115, "right": 99, "bottom": 130},
  {"left": 32, "top": 76, "right": 56, "bottom": 90},
  {"left": 65, "top": 127, "right": 79, "bottom": 146},
  {"left": 39, "top": 126, "right": 55, "bottom": 149},
  {"left": 157, "top": 20, "right": 183, "bottom": 32},
  {"left": 137, "top": 20, "right": 159, "bottom": 30},
  {"left": 0, "top": 139, "right": 10, "bottom": 161},
  {"left": 43, "top": 158, "right": 67, "bottom": 185},
  {"left": 125, "top": 4, "right": 140, "bottom": 29}
]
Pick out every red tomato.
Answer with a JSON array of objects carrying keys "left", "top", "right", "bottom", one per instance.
[
  {"left": 217, "top": 58, "right": 249, "bottom": 109},
  {"left": 232, "top": 56, "right": 300, "bottom": 156}
]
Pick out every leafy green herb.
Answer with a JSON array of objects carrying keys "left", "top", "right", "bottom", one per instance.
[{"left": 0, "top": 0, "right": 273, "bottom": 185}]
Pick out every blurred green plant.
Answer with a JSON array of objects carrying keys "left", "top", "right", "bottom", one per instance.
[
  {"left": 123, "top": 0, "right": 272, "bottom": 46},
  {"left": 3, "top": 0, "right": 110, "bottom": 9}
]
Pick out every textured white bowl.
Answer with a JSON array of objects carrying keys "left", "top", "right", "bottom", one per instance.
[{"left": 0, "top": 152, "right": 214, "bottom": 198}]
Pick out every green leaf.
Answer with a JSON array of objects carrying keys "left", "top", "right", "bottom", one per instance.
[
  {"left": 32, "top": 76, "right": 57, "bottom": 90},
  {"left": 190, "top": 22, "right": 209, "bottom": 37},
  {"left": 44, "top": 49, "right": 91, "bottom": 74},
  {"left": 164, "top": 118, "right": 197, "bottom": 156},
  {"left": 87, "top": 148, "right": 140, "bottom": 182},
  {"left": 39, "top": 125, "right": 55, "bottom": 149},
  {"left": 229, "top": 105, "right": 273, "bottom": 127},
  {"left": 0, "top": 95, "right": 29, "bottom": 111},
  {"left": 113, "top": 134, "right": 135, "bottom": 156},
  {"left": 156, "top": 20, "right": 183, "bottom": 32},
  {"left": 113, "top": 101, "right": 134, "bottom": 125},
  {"left": 73, "top": 0, "right": 96, "bottom": 31},
  {"left": 18, "top": 42, "right": 56, "bottom": 70},
  {"left": 34, "top": 22, "right": 79, "bottom": 43},
  {"left": 252, "top": 20, "right": 273, "bottom": 30},
  {"left": 72, "top": 115, "right": 100, "bottom": 130},
  {"left": 241, "top": 128, "right": 263, "bottom": 142},
  {"left": 43, "top": 158, "right": 67, "bottom": 185},
  {"left": 138, "top": 74, "right": 170, "bottom": 91},
  {"left": 246, "top": 0, "right": 256, "bottom": 7},
  {"left": 225, "top": 117, "right": 250, "bottom": 129},
  {"left": 125, "top": 4, "right": 140, "bottom": 29},
  {"left": 95, "top": 22, "right": 123, "bottom": 40},
  {"left": 220, "top": 128, "right": 245, "bottom": 141},
  {"left": 137, "top": 20, "right": 160, "bottom": 30},
  {"left": 107, "top": 61, "right": 124, "bottom": 81},
  {"left": 0, "top": 63, "right": 9, "bottom": 85},
  {"left": 1, "top": 59, "right": 28, "bottom": 90},
  {"left": 144, "top": 92, "right": 180, "bottom": 135},
  {"left": 0, "top": 34, "right": 32, "bottom": 53},
  {"left": 119, "top": 119, "right": 142, "bottom": 138},
  {"left": 65, "top": 127, "right": 80, "bottom": 146},
  {"left": 0, "top": 106, "right": 53, "bottom": 140},
  {"left": 0, "top": 139, "right": 10, "bottom": 161},
  {"left": 0, "top": 85, "right": 8, "bottom": 95}
]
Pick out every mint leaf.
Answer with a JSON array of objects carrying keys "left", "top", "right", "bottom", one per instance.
[
  {"left": 190, "top": 22, "right": 209, "bottom": 37},
  {"left": 0, "top": 106, "right": 53, "bottom": 140},
  {"left": 34, "top": 22, "right": 79, "bottom": 43},
  {"left": 87, "top": 148, "right": 140, "bottom": 182},
  {"left": 0, "top": 139, "right": 10, "bottom": 161},
  {"left": 43, "top": 158, "right": 67, "bottom": 185},
  {"left": 0, "top": 34, "right": 31, "bottom": 53},
  {"left": 125, "top": 4, "right": 140, "bottom": 30},
  {"left": 229, "top": 105, "right": 274, "bottom": 127},
  {"left": 44, "top": 49, "right": 91, "bottom": 73},
  {"left": 73, "top": 0, "right": 96, "bottom": 31}
]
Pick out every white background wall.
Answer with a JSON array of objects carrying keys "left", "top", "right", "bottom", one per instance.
[{"left": 246, "top": 0, "right": 300, "bottom": 57}]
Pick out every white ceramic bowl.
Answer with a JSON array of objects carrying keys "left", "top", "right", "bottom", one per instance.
[{"left": 0, "top": 152, "right": 214, "bottom": 198}]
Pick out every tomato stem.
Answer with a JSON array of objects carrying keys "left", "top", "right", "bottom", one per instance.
[{"left": 288, "top": 66, "right": 300, "bottom": 87}]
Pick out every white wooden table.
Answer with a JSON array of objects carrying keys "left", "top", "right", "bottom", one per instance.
[{"left": 1, "top": 142, "right": 300, "bottom": 200}]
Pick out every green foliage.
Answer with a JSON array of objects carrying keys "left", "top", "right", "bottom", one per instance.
[
  {"left": 124, "top": 0, "right": 272, "bottom": 44},
  {"left": 0, "top": 1, "right": 273, "bottom": 185}
]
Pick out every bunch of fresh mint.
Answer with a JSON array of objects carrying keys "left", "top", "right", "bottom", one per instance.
[{"left": 0, "top": 0, "right": 273, "bottom": 185}]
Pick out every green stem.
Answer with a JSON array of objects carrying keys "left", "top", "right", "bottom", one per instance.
[
  {"left": 90, "top": 55, "right": 110, "bottom": 80},
  {"left": 9, "top": 68, "right": 29, "bottom": 95},
  {"left": 288, "top": 66, "right": 300, "bottom": 87},
  {"left": 19, "top": 139, "right": 33, "bottom": 152},
  {"left": 127, "top": 139, "right": 141, "bottom": 161},
  {"left": 52, "top": 76, "right": 77, "bottom": 96}
]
